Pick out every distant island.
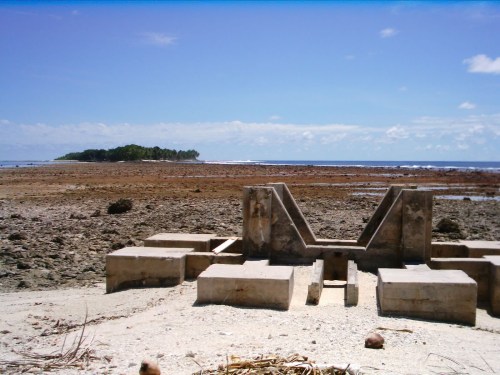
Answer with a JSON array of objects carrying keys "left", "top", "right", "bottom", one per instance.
[{"left": 56, "top": 144, "right": 199, "bottom": 162}]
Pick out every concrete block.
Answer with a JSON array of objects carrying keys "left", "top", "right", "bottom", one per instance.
[
  {"left": 461, "top": 241, "right": 500, "bottom": 258},
  {"left": 377, "top": 269, "right": 477, "bottom": 325},
  {"left": 144, "top": 233, "right": 217, "bottom": 252},
  {"left": 185, "top": 252, "right": 244, "bottom": 279},
  {"left": 483, "top": 256, "right": 500, "bottom": 316},
  {"left": 307, "top": 260, "right": 324, "bottom": 305},
  {"left": 430, "top": 258, "right": 490, "bottom": 302},
  {"left": 345, "top": 260, "right": 359, "bottom": 306},
  {"left": 431, "top": 242, "right": 468, "bottom": 258},
  {"left": 106, "top": 247, "right": 190, "bottom": 293},
  {"left": 197, "top": 264, "right": 294, "bottom": 310}
]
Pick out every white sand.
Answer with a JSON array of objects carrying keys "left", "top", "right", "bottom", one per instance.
[{"left": 1, "top": 267, "right": 499, "bottom": 374}]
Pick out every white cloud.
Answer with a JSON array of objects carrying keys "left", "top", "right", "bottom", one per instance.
[
  {"left": 385, "top": 125, "right": 409, "bottom": 141},
  {"left": 380, "top": 28, "right": 398, "bottom": 38},
  {"left": 141, "top": 32, "right": 177, "bottom": 47},
  {"left": 464, "top": 54, "right": 500, "bottom": 74},
  {"left": 398, "top": 86, "right": 408, "bottom": 92},
  {"left": 269, "top": 115, "right": 282, "bottom": 121},
  {"left": 458, "top": 101, "right": 476, "bottom": 110},
  {"left": 1, "top": 115, "right": 499, "bottom": 160}
]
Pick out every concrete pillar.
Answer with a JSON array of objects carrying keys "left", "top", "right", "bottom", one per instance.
[
  {"left": 242, "top": 187, "right": 273, "bottom": 259},
  {"left": 402, "top": 190, "right": 432, "bottom": 263}
]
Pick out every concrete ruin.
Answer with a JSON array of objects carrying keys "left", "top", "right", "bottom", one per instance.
[{"left": 105, "top": 182, "right": 500, "bottom": 325}]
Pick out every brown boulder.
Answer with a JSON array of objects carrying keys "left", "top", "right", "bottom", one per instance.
[{"left": 365, "top": 332, "right": 384, "bottom": 349}]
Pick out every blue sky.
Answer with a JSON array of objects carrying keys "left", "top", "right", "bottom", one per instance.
[{"left": 1, "top": 1, "right": 499, "bottom": 161}]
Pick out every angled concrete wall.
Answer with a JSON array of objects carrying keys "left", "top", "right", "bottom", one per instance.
[{"left": 356, "top": 188, "right": 432, "bottom": 271}]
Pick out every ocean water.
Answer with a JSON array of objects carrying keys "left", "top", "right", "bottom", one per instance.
[
  {"left": 206, "top": 160, "right": 500, "bottom": 172},
  {"left": 0, "top": 160, "right": 76, "bottom": 168},
  {"left": 1, "top": 159, "right": 499, "bottom": 172}
]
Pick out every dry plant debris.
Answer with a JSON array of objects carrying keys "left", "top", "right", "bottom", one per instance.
[
  {"left": 192, "top": 354, "right": 358, "bottom": 374},
  {"left": 0, "top": 310, "right": 98, "bottom": 373}
]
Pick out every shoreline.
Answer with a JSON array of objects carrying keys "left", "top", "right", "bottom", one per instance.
[{"left": 2, "top": 159, "right": 500, "bottom": 172}]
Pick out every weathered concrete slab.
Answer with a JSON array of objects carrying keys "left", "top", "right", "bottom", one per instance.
[
  {"left": 461, "top": 241, "right": 500, "bottom": 258},
  {"left": 307, "top": 260, "right": 324, "bottom": 305},
  {"left": 106, "top": 247, "right": 190, "bottom": 293},
  {"left": 377, "top": 269, "right": 477, "bottom": 325},
  {"left": 345, "top": 260, "right": 359, "bottom": 306},
  {"left": 431, "top": 242, "right": 468, "bottom": 258},
  {"left": 144, "top": 233, "right": 217, "bottom": 252},
  {"left": 483, "top": 256, "right": 500, "bottom": 316},
  {"left": 430, "top": 258, "right": 490, "bottom": 302},
  {"left": 197, "top": 264, "right": 294, "bottom": 310},
  {"left": 185, "top": 252, "right": 244, "bottom": 279}
]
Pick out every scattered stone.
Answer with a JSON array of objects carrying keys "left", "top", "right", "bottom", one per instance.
[
  {"left": 436, "top": 218, "right": 461, "bottom": 234},
  {"left": 108, "top": 198, "right": 133, "bottom": 215},
  {"left": 365, "top": 332, "right": 384, "bottom": 349},
  {"left": 111, "top": 242, "right": 125, "bottom": 250},
  {"left": 8, "top": 232, "right": 27, "bottom": 241},
  {"left": 17, "top": 280, "right": 31, "bottom": 288},
  {"left": 16, "top": 261, "right": 31, "bottom": 270},
  {"left": 90, "top": 210, "right": 101, "bottom": 217},
  {"left": 70, "top": 213, "right": 87, "bottom": 220},
  {"left": 52, "top": 236, "right": 64, "bottom": 245},
  {"left": 139, "top": 359, "right": 161, "bottom": 375}
]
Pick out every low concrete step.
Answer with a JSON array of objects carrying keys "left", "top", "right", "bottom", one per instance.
[
  {"left": 106, "top": 247, "right": 192, "bottom": 293},
  {"left": 377, "top": 268, "right": 477, "bottom": 325},
  {"left": 197, "top": 264, "right": 294, "bottom": 310}
]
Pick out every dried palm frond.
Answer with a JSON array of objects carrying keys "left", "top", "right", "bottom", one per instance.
[{"left": 193, "top": 354, "right": 360, "bottom": 375}]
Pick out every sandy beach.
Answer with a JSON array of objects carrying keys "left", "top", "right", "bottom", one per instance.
[{"left": 0, "top": 162, "right": 499, "bottom": 374}]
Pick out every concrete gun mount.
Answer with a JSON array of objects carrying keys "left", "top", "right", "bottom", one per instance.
[{"left": 105, "top": 183, "right": 500, "bottom": 324}]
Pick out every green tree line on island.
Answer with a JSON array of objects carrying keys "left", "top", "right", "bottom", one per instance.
[{"left": 56, "top": 144, "right": 200, "bottom": 162}]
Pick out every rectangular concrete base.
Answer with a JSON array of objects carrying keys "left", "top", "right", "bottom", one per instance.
[
  {"left": 377, "top": 269, "right": 477, "bottom": 325},
  {"left": 197, "top": 264, "right": 294, "bottom": 310},
  {"left": 144, "top": 233, "right": 217, "bottom": 252},
  {"left": 106, "top": 247, "right": 191, "bottom": 293},
  {"left": 484, "top": 256, "right": 500, "bottom": 316}
]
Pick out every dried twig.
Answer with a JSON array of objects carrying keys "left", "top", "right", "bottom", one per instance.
[{"left": 0, "top": 308, "right": 97, "bottom": 373}]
